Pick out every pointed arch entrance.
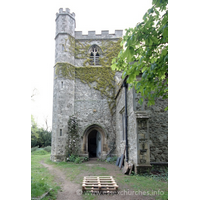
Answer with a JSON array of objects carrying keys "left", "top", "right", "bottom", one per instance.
[
  {"left": 81, "top": 124, "right": 108, "bottom": 158},
  {"left": 88, "top": 130, "right": 101, "bottom": 158}
]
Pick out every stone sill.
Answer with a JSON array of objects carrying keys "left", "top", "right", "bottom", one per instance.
[
  {"left": 135, "top": 111, "right": 150, "bottom": 119},
  {"left": 136, "top": 164, "right": 151, "bottom": 167}
]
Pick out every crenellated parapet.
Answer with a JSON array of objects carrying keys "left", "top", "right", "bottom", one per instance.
[
  {"left": 55, "top": 8, "right": 76, "bottom": 63},
  {"left": 55, "top": 8, "right": 76, "bottom": 38},
  {"left": 75, "top": 30, "right": 123, "bottom": 40},
  {"left": 55, "top": 8, "right": 75, "bottom": 20},
  {"left": 52, "top": 7, "right": 123, "bottom": 162}
]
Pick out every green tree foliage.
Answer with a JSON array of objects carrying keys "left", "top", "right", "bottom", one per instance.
[
  {"left": 111, "top": 0, "right": 168, "bottom": 108},
  {"left": 31, "top": 115, "right": 51, "bottom": 147},
  {"left": 66, "top": 115, "right": 80, "bottom": 157},
  {"left": 36, "top": 129, "right": 51, "bottom": 147},
  {"left": 31, "top": 115, "right": 39, "bottom": 147}
]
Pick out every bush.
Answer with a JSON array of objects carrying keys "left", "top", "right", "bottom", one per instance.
[
  {"left": 75, "top": 157, "right": 88, "bottom": 164},
  {"left": 69, "top": 154, "right": 77, "bottom": 162},
  {"left": 83, "top": 157, "right": 89, "bottom": 161},
  {"left": 67, "top": 155, "right": 88, "bottom": 163},
  {"left": 110, "top": 156, "right": 117, "bottom": 162},
  {"left": 74, "top": 157, "right": 82, "bottom": 164},
  {"left": 36, "top": 148, "right": 44, "bottom": 151},
  {"left": 44, "top": 146, "right": 51, "bottom": 152},
  {"left": 31, "top": 146, "right": 39, "bottom": 152},
  {"left": 32, "top": 149, "right": 49, "bottom": 155}
]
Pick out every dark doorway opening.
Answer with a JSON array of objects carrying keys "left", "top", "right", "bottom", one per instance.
[{"left": 88, "top": 130, "right": 97, "bottom": 158}]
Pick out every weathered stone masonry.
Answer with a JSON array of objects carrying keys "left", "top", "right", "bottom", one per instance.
[
  {"left": 51, "top": 8, "right": 168, "bottom": 169},
  {"left": 115, "top": 78, "right": 168, "bottom": 170},
  {"left": 51, "top": 8, "right": 122, "bottom": 162}
]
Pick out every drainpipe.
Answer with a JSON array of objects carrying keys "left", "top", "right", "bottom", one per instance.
[{"left": 123, "top": 81, "right": 128, "bottom": 162}]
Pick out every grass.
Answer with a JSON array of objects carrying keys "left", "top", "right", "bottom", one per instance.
[
  {"left": 31, "top": 149, "right": 49, "bottom": 155},
  {"left": 45, "top": 159, "right": 168, "bottom": 200},
  {"left": 31, "top": 152, "right": 60, "bottom": 199},
  {"left": 32, "top": 153, "right": 168, "bottom": 200},
  {"left": 82, "top": 193, "right": 98, "bottom": 200},
  {"left": 115, "top": 173, "right": 168, "bottom": 200}
]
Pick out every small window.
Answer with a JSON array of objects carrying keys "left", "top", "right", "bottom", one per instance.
[
  {"left": 61, "top": 81, "right": 63, "bottom": 88},
  {"left": 62, "top": 44, "right": 65, "bottom": 52},
  {"left": 60, "top": 129, "right": 62, "bottom": 136},
  {"left": 89, "top": 45, "right": 101, "bottom": 65}
]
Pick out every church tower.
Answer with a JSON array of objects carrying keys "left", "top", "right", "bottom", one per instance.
[
  {"left": 55, "top": 8, "right": 75, "bottom": 64},
  {"left": 51, "top": 7, "right": 123, "bottom": 162},
  {"left": 51, "top": 8, "right": 167, "bottom": 172},
  {"left": 51, "top": 8, "right": 76, "bottom": 161}
]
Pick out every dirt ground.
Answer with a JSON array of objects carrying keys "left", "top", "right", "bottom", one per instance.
[{"left": 41, "top": 159, "right": 155, "bottom": 200}]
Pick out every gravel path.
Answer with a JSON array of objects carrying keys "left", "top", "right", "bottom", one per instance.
[{"left": 41, "top": 160, "right": 82, "bottom": 200}]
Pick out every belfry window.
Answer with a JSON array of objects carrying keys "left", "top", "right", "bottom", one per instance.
[{"left": 89, "top": 45, "right": 100, "bottom": 65}]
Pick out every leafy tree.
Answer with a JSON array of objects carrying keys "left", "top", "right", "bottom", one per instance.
[
  {"left": 111, "top": 0, "right": 168, "bottom": 108},
  {"left": 31, "top": 115, "right": 51, "bottom": 147},
  {"left": 31, "top": 115, "right": 39, "bottom": 147},
  {"left": 37, "top": 128, "right": 51, "bottom": 147}
]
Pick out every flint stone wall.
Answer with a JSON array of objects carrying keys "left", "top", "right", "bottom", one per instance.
[
  {"left": 115, "top": 83, "right": 168, "bottom": 164},
  {"left": 134, "top": 91, "right": 168, "bottom": 162},
  {"left": 74, "top": 78, "right": 116, "bottom": 155},
  {"left": 146, "top": 98, "right": 168, "bottom": 162},
  {"left": 51, "top": 67, "right": 75, "bottom": 162},
  {"left": 51, "top": 73, "right": 116, "bottom": 161}
]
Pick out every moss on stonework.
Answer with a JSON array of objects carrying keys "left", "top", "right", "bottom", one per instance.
[
  {"left": 81, "top": 39, "right": 122, "bottom": 67},
  {"left": 62, "top": 35, "right": 122, "bottom": 67},
  {"left": 99, "top": 39, "right": 122, "bottom": 67},
  {"left": 58, "top": 36, "right": 122, "bottom": 115},
  {"left": 55, "top": 63, "right": 116, "bottom": 115},
  {"left": 76, "top": 66, "right": 116, "bottom": 114},
  {"left": 55, "top": 62, "right": 75, "bottom": 80},
  {"left": 63, "top": 36, "right": 91, "bottom": 59},
  {"left": 75, "top": 40, "right": 91, "bottom": 59},
  {"left": 63, "top": 36, "right": 75, "bottom": 57}
]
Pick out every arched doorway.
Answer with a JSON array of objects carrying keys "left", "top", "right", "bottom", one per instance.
[
  {"left": 88, "top": 130, "right": 101, "bottom": 158},
  {"left": 81, "top": 124, "right": 108, "bottom": 159}
]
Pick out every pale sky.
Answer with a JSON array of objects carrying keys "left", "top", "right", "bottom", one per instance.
[
  {"left": 30, "top": 0, "right": 153, "bottom": 129},
  {"left": 1, "top": 1, "right": 199, "bottom": 198}
]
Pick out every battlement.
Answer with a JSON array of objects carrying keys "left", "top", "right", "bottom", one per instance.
[
  {"left": 75, "top": 30, "right": 123, "bottom": 40},
  {"left": 56, "top": 8, "right": 75, "bottom": 20}
]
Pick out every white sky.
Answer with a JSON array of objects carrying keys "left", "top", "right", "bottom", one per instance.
[
  {"left": 30, "top": 0, "right": 153, "bottom": 129},
  {"left": 1, "top": 1, "right": 200, "bottom": 198}
]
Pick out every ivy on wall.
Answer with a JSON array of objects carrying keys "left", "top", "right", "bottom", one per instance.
[
  {"left": 63, "top": 36, "right": 91, "bottom": 60},
  {"left": 56, "top": 36, "right": 122, "bottom": 115},
  {"left": 99, "top": 39, "right": 122, "bottom": 67},
  {"left": 63, "top": 36, "right": 122, "bottom": 67},
  {"left": 66, "top": 115, "right": 80, "bottom": 156},
  {"left": 55, "top": 63, "right": 115, "bottom": 115},
  {"left": 55, "top": 62, "right": 75, "bottom": 80},
  {"left": 76, "top": 66, "right": 116, "bottom": 114}
]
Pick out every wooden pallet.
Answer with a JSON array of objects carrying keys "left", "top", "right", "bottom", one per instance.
[{"left": 82, "top": 176, "right": 118, "bottom": 193}]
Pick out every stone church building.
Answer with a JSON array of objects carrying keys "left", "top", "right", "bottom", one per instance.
[{"left": 51, "top": 8, "right": 168, "bottom": 171}]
